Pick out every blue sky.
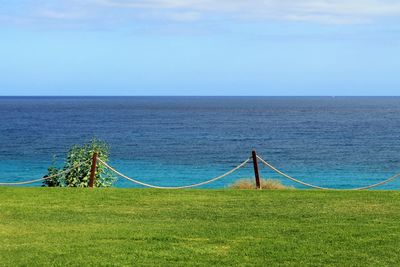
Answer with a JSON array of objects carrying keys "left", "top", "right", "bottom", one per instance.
[{"left": 1, "top": 0, "right": 400, "bottom": 96}]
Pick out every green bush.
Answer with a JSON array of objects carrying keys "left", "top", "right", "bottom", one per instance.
[{"left": 43, "top": 139, "right": 116, "bottom": 187}]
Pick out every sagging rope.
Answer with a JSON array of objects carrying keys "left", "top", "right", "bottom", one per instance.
[
  {"left": 97, "top": 157, "right": 251, "bottom": 189},
  {"left": 257, "top": 155, "right": 400, "bottom": 190},
  {"left": 0, "top": 160, "right": 89, "bottom": 185}
]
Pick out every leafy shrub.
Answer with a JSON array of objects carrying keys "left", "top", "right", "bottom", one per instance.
[
  {"left": 43, "top": 139, "right": 116, "bottom": 187},
  {"left": 229, "top": 178, "right": 293, "bottom": 190}
]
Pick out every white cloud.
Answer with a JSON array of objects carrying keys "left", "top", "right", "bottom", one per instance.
[
  {"left": 167, "top": 12, "right": 202, "bottom": 22},
  {"left": 39, "top": 10, "right": 85, "bottom": 20},
  {"left": 93, "top": 0, "right": 400, "bottom": 23},
  {"left": 3, "top": 0, "right": 400, "bottom": 26}
]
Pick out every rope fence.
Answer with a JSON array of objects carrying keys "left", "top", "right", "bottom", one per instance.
[
  {"left": 0, "top": 150, "right": 399, "bottom": 190},
  {"left": 0, "top": 160, "right": 90, "bottom": 186},
  {"left": 256, "top": 154, "right": 400, "bottom": 190},
  {"left": 97, "top": 157, "right": 251, "bottom": 189}
]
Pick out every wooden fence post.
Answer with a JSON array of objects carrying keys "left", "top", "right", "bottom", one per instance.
[
  {"left": 89, "top": 152, "right": 98, "bottom": 188},
  {"left": 252, "top": 150, "right": 261, "bottom": 189}
]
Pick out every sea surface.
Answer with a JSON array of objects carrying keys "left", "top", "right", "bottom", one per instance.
[{"left": 1, "top": 96, "right": 400, "bottom": 189}]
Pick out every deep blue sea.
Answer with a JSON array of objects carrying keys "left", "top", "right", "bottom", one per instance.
[{"left": 1, "top": 96, "right": 400, "bottom": 189}]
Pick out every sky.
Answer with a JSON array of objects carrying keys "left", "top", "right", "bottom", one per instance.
[{"left": 0, "top": 0, "right": 400, "bottom": 96}]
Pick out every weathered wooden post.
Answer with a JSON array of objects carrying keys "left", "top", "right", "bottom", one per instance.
[
  {"left": 252, "top": 150, "right": 261, "bottom": 189},
  {"left": 89, "top": 152, "right": 98, "bottom": 188}
]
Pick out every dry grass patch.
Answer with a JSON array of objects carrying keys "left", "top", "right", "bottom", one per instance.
[{"left": 229, "top": 178, "right": 293, "bottom": 190}]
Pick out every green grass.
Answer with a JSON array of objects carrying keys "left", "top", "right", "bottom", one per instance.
[{"left": 1, "top": 188, "right": 400, "bottom": 266}]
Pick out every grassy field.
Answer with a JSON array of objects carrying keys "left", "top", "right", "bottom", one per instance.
[{"left": 1, "top": 188, "right": 400, "bottom": 266}]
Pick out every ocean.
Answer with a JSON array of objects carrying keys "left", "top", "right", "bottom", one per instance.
[{"left": 1, "top": 96, "right": 400, "bottom": 189}]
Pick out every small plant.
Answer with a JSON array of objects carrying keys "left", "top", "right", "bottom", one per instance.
[
  {"left": 230, "top": 178, "right": 293, "bottom": 190},
  {"left": 43, "top": 138, "right": 116, "bottom": 187}
]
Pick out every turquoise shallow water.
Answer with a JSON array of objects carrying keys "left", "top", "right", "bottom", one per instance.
[{"left": 1, "top": 96, "right": 400, "bottom": 189}]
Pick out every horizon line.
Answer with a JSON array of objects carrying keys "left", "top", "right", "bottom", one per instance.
[{"left": 1, "top": 95, "right": 400, "bottom": 98}]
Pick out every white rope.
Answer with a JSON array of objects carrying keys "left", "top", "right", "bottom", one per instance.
[
  {"left": 0, "top": 160, "right": 89, "bottom": 186},
  {"left": 257, "top": 155, "right": 400, "bottom": 190},
  {"left": 97, "top": 157, "right": 251, "bottom": 189}
]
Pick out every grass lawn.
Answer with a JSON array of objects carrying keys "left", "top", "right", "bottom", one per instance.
[{"left": 1, "top": 187, "right": 400, "bottom": 266}]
